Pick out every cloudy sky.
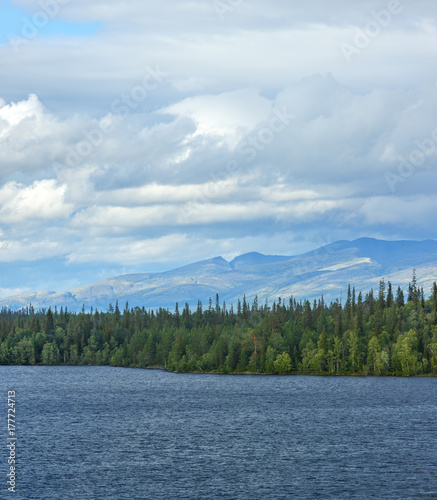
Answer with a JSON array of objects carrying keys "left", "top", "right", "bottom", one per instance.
[{"left": 1, "top": 0, "right": 437, "bottom": 296}]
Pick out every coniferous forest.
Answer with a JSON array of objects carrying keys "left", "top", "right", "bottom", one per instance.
[{"left": 1, "top": 275, "right": 437, "bottom": 376}]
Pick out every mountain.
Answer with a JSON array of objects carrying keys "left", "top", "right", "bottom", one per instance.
[
  {"left": 230, "top": 252, "right": 292, "bottom": 269},
  {"left": 1, "top": 238, "right": 437, "bottom": 312}
]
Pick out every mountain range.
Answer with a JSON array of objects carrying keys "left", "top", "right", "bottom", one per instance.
[{"left": 1, "top": 238, "right": 437, "bottom": 312}]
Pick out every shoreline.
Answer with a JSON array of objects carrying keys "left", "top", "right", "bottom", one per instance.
[{"left": 2, "top": 364, "right": 436, "bottom": 377}]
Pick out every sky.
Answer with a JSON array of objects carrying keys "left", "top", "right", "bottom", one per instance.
[{"left": 1, "top": 0, "right": 437, "bottom": 297}]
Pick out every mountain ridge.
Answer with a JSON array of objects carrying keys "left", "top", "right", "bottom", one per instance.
[{"left": 1, "top": 238, "right": 437, "bottom": 312}]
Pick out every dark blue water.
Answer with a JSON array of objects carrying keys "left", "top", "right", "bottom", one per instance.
[{"left": 0, "top": 367, "right": 436, "bottom": 499}]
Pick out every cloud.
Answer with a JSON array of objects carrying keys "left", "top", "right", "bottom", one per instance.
[
  {"left": 66, "top": 234, "right": 195, "bottom": 265},
  {"left": 162, "top": 89, "right": 273, "bottom": 144},
  {"left": 0, "top": 238, "right": 64, "bottom": 262},
  {"left": 0, "top": 93, "right": 43, "bottom": 132},
  {"left": 0, "top": 287, "right": 30, "bottom": 299},
  {"left": 11, "top": 0, "right": 437, "bottom": 30},
  {"left": 0, "top": 179, "right": 73, "bottom": 224},
  {"left": 0, "top": 94, "right": 94, "bottom": 178},
  {"left": 3, "top": 1, "right": 437, "bottom": 118},
  {"left": 64, "top": 231, "right": 318, "bottom": 268},
  {"left": 0, "top": 77, "right": 436, "bottom": 267},
  {"left": 0, "top": 1, "right": 436, "bottom": 293},
  {"left": 359, "top": 195, "right": 437, "bottom": 226}
]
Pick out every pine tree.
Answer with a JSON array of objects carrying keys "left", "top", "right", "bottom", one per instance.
[
  {"left": 252, "top": 295, "right": 259, "bottom": 312},
  {"left": 346, "top": 284, "right": 352, "bottom": 326},
  {"left": 45, "top": 308, "right": 54, "bottom": 334},
  {"left": 378, "top": 279, "right": 386, "bottom": 309},
  {"left": 408, "top": 269, "right": 418, "bottom": 307},
  {"left": 432, "top": 282, "right": 437, "bottom": 325},
  {"left": 396, "top": 287, "right": 405, "bottom": 308},
  {"left": 386, "top": 282, "right": 393, "bottom": 308}
]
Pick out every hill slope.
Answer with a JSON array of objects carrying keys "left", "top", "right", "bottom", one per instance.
[{"left": 1, "top": 238, "right": 437, "bottom": 311}]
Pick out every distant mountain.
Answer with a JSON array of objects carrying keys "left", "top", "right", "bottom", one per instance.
[
  {"left": 1, "top": 238, "right": 437, "bottom": 312},
  {"left": 230, "top": 252, "right": 292, "bottom": 269}
]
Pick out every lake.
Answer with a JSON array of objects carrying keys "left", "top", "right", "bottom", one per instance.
[{"left": 1, "top": 366, "right": 436, "bottom": 499}]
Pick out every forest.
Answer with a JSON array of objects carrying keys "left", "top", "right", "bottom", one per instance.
[{"left": 1, "top": 273, "right": 437, "bottom": 376}]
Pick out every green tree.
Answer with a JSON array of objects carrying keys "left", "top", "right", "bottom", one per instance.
[
  {"left": 11, "top": 337, "right": 33, "bottom": 365},
  {"left": 347, "top": 330, "right": 361, "bottom": 373},
  {"left": 41, "top": 342, "right": 60, "bottom": 365},
  {"left": 265, "top": 346, "right": 275, "bottom": 373},
  {"left": 332, "top": 337, "right": 342, "bottom": 373},
  {"left": 45, "top": 308, "right": 54, "bottom": 333},
  {"left": 300, "top": 340, "right": 318, "bottom": 372},
  {"left": 393, "top": 329, "right": 421, "bottom": 375},
  {"left": 274, "top": 352, "right": 292, "bottom": 373},
  {"left": 428, "top": 342, "right": 437, "bottom": 374},
  {"left": 374, "top": 349, "right": 390, "bottom": 375},
  {"left": 69, "top": 345, "right": 79, "bottom": 365},
  {"left": 367, "top": 336, "right": 381, "bottom": 374}
]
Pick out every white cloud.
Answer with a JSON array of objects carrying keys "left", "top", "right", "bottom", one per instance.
[
  {"left": 65, "top": 231, "right": 318, "bottom": 267},
  {"left": 0, "top": 76, "right": 436, "bottom": 272},
  {"left": 0, "top": 1, "right": 437, "bottom": 292},
  {"left": 67, "top": 234, "right": 193, "bottom": 265},
  {"left": 0, "top": 93, "right": 44, "bottom": 135},
  {"left": 0, "top": 287, "right": 31, "bottom": 299},
  {"left": 359, "top": 196, "right": 437, "bottom": 226},
  {"left": 0, "top": 238, "right": 63, "bottom": 262},
  {"left": 162, "top": 89, "right": 273, "bottom": 145},
  {"left": 3, "top": 1, "right": 437, "bottom": 120},
  {"left": 0, "top": 180, "right": 73, "bottom": 224}
]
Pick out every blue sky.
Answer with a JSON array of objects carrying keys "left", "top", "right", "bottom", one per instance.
[
  {"left": 1, "top": 0, "right": 437, "bottom": 297},
  {"left": 0, "top": 0, "right": 100, "bottom": 45}
]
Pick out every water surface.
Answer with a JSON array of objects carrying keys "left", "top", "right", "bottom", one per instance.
[{"left": 1, "top": 367, "right": 436, "bottom": 499}]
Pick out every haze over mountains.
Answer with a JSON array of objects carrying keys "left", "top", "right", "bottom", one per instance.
[{"left": 1, "top": 238, "right": 437, "bottom": 312}]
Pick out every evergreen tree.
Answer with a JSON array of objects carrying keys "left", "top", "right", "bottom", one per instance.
[
  {"left": 45, "top": 308, "right": 54, "bottom": 334},
  {"left": 1, "top": 278, "right": 436, "bottom": 376}
]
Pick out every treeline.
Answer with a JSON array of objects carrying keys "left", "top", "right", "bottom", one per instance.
[{"left": 1, "top": 274, "right": 437, "bottom": 376}]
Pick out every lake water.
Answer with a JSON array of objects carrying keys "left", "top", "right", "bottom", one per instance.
[{"left": 1, "top": 367, "right": 436, "bottom": 499}]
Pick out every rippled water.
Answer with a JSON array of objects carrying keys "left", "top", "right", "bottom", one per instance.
[{"left": 1, "top": 366, "right": 436, "bottom": 499}]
